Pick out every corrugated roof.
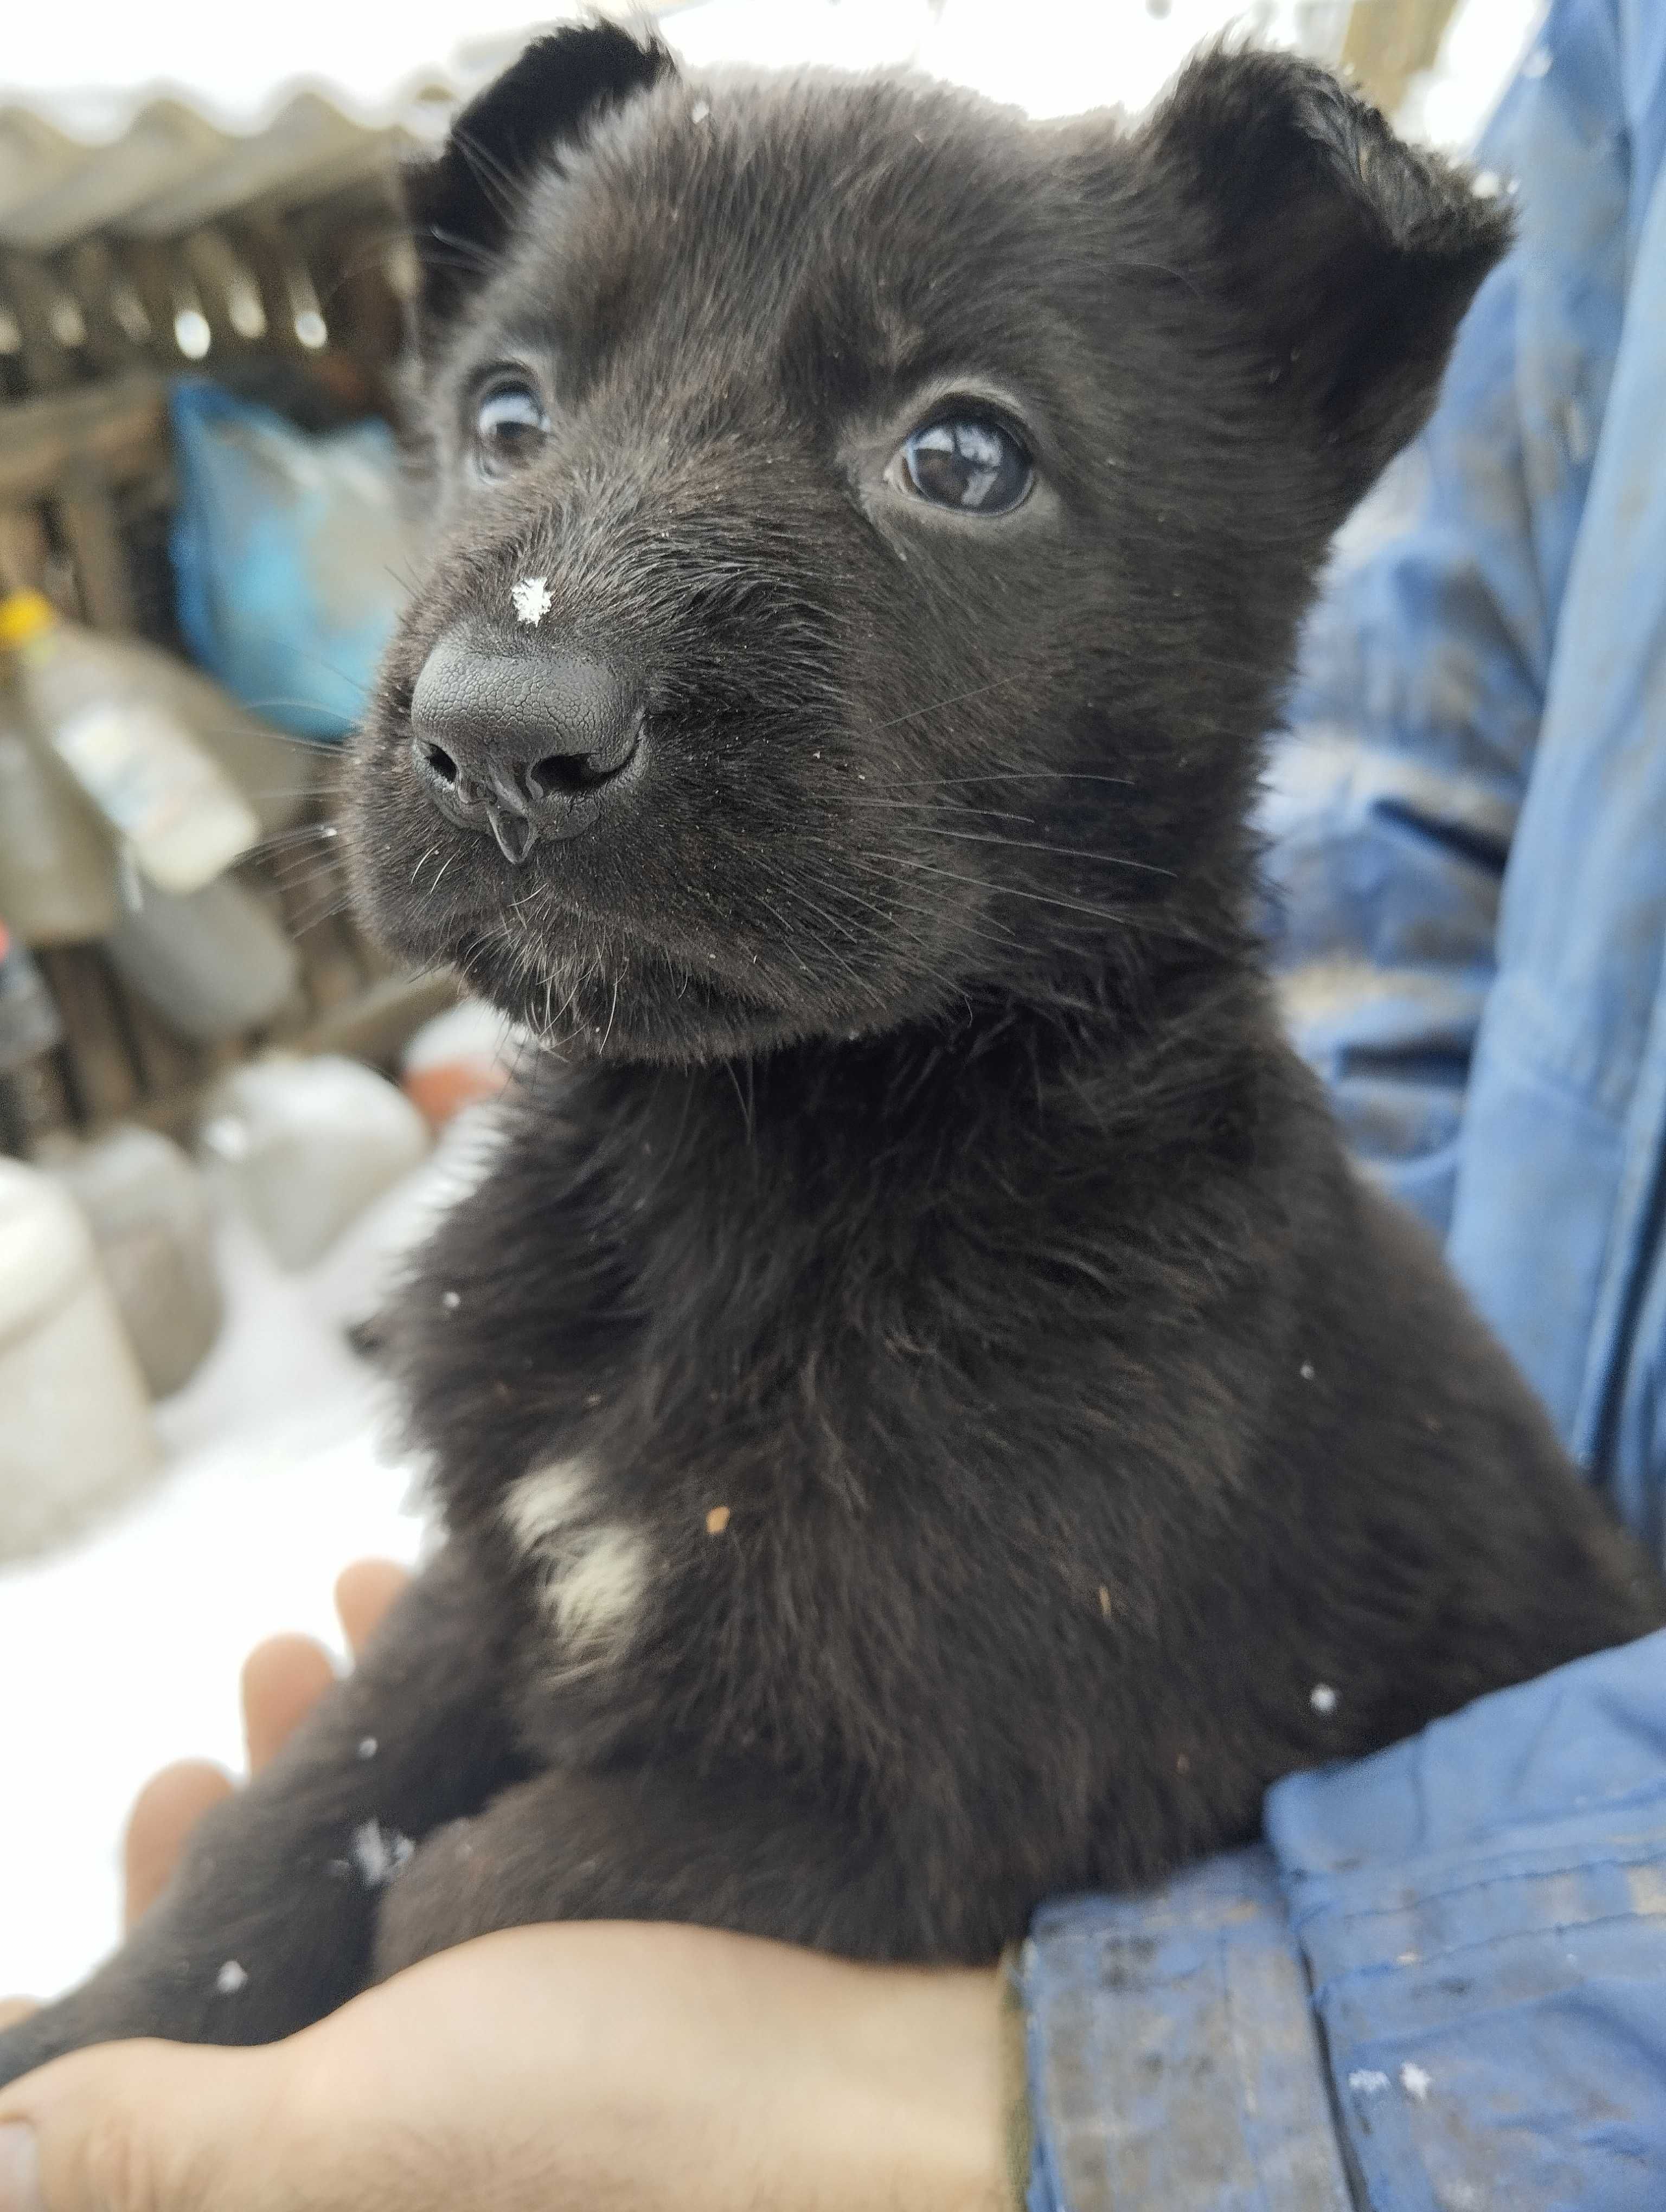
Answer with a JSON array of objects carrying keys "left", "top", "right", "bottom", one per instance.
[
  {"left": 0, "top": 0, "right": 1513, "bottom": 258},
  {"left": 0, "top": 1, "right": 704, "bottom": 251},
  {"left": 0, "top": 88, "right": 430, "bottom": 250}
]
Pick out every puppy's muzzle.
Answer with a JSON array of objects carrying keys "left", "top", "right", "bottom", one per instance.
[{"left": 409, "top": 627, "right": 645, "bottom": 863}]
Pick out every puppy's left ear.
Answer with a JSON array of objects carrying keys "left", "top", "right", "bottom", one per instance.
[
  {"left": 406, "top": 22, "right": 674, "bottom": 339},
  {"left": 1138, "top": 46, "right": 1510, "bottom": 506}
]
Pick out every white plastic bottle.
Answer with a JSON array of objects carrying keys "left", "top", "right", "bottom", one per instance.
[
  {"left": 105, "top": 872, "right": 300, "bottom": 1042},
  {"left": 198, "top": 1054, "right": 432, "bottom": 1270},
  {"left": 0, "top": 683, "right": 118, "bottom": 943},
  {"left": 0, "top": 1155, "right": 161, "bottom": 1561},
  {"left": 0, "top": 590, "right": 259, "bottom": 896},
  {"left": 41, "top": 1123, "right": 224, "bottom": 1398}
]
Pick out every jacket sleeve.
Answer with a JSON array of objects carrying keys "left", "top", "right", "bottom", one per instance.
[
  {"left": 1259, "top": 0, "right": 1629, "bottom": 1238},
  {"left": 1018, "top": 1848, "right": 1352, "bottom": 2211},
  {"left": 1020, "top": 1628, "right": 1666, "bottom": 2211}
]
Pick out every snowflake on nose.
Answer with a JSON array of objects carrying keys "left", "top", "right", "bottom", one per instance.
[{"left": 512, "top": 575, "right": 553, "bottom": 626}]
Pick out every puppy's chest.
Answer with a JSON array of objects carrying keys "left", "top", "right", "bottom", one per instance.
[{"left": 494, "top": 1422, "right": 888, "bottom": 1771}]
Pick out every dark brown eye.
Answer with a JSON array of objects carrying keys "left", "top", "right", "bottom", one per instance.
[
  {"left": 475, "top": 378, "right": 549, "bottom": 475},
  {"left": 900, "top": 415, "right": 1031, "bottom": 513}
]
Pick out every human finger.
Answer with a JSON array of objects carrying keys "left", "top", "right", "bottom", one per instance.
[
  {"left": 0, "top": 2035, "right": 302, "bottom": 2212},
  {"left": 120, "top": 1764, "right": 235, "bottom": 1933},
  {"left": 239, "top": 1636, "right": 336, "bottom": 1774},
  {"left": 332, "top": 1561, "right": 411, "bottom": 1658}
]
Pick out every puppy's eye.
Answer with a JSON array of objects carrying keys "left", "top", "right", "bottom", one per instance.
[
  {"left": 475, "top": 379, "right": 549, "bottom": 474},
  {"left": 897, "top": 415, "right": 1031, "bottom": 514}
]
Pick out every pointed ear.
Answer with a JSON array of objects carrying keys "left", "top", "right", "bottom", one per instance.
[
  {"left": 406, "top": 22, "right": 674, "bottom": 338},
  {"left": 1139, "top": 47, "right": 1510, "bottom": 505}
]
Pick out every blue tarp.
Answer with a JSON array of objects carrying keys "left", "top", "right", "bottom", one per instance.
[{"left": 169, "top": 380, "right": 408, "bottom": 742}]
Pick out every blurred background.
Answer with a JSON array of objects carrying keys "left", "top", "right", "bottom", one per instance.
[{"left": 0, "top": 0, "right": 1540, "bottom": 1997}]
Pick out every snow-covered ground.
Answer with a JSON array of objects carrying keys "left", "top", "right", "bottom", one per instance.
[{"left": 0, "top": 1116, "right": 499, "bottom": 2001}]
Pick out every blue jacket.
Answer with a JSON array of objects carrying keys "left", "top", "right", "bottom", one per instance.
[{"left": 1023, "top": 1, "right": 1666, "bottom": 2200}]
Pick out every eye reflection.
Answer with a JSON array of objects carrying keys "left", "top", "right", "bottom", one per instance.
[
  {"left": 475, "top": 380, "right": 549, "bottom": 474},
  {"left": 900, "top": 416, "right": 1031, "bottom": 513}
]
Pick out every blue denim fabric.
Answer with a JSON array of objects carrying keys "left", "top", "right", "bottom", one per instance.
[
  {"left": 1019, "top": 1853, "right": 1351, "bottom": 2212},
  {"left": 1027, "top": 2, "right": 1666, "bottom": 2198},
  {"left": 1266, "top": 1629, "right": 1666, "bottom": 2211},
  {"left": 1261, "top": 0, "right": 1666, "bottom": 1548},
  {"left": 1021, "top": 1634, "right": 1666, "bottom": 2211}
]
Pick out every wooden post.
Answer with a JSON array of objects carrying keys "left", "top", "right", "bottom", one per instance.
[{"left": 1341, "top": 0, "right": 1463, "bottom": 117}]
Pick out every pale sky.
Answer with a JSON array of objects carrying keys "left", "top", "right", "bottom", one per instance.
[{"left": 3, "top": 0, "right": 1542, "bottom": 143}]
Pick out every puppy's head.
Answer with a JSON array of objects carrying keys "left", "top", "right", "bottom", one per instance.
[{"left": 350, "top": 24, "right": 1506, "bottom": 1060}]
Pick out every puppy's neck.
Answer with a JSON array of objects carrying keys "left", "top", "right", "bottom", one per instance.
[{"left": 546, "top": 948, "right": 1272, "bottom": 1225}]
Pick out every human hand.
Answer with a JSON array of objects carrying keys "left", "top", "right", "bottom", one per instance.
[{"left": 0, "top": 1562, "right": 1008, "bottom": 2212}]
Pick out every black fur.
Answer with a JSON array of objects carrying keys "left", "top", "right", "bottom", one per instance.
[{"left": 4, "top": 28, "right": 1659, "bottom": 2081}]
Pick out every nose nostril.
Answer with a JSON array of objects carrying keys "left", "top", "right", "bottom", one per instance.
[
  {"left": 420, "top": 741, "right": 459, "bottom": 785},
  {"left": 527, "top": 741, "right": 636, "bottom": 800}
]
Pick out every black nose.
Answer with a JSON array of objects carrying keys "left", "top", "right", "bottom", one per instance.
[{"left": 408, "top": 628, "right": 645, "bottom": 861}]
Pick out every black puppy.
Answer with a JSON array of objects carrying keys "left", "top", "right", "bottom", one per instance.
[{"left": 4, "top": 23, "right": 1660, "bottom": 2081}]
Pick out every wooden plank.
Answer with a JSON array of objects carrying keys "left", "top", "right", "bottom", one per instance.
[
  {"left": 36, "top": 944, "right": 140, "bottom": 1126},
  {"left": 0, "top": 372, "right": 166, "bottom": 504},
  {"left": 119, "top": 980, "right": 205, "bottom": 1106},
  {"left": 1342, "top": 0, "right": 1463, "bottom": 117},
  {"left": 290, "top": 970, "right": 457, "bottom": 1065},
  {"left": 53, "top": 464, "right": 138, "bottom": 634},
  {"left": 0, "top": 503, "right": 50, "bottom": 593},
  {"left": 0, "top": 190, "right": 451, "bottom": 1152}
]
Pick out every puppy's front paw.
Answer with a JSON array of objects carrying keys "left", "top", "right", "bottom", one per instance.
[
  {"left": 0, "top": 1942, "right": 271, "bottom": 2086},
  {"left": 0, "top": 1997, "right": 97, "bottom": 2092},
  {"left": 369, "top": 1816, "right": 487, "bottom": 1983}
]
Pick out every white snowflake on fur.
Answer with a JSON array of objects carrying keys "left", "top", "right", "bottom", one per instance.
[
  {"left": 351, "top": 1818, "right": 415, "bottom": 1888},
  {"left": 512, "top": 575, "right": 553, "bottom": 626}
]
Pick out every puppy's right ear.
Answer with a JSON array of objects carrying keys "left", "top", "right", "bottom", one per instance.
[
  {"left": 406, "top": 22, "right": 673, "bottom": 339},
  {"left": 1136, "top": 46, "right": 1510, "bottom": 508}
]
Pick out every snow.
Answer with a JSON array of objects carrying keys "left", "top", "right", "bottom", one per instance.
[
  {"left": 511, "top": 576, "right": 553, "bottom": 628},
  {"left": 350, "top": 1819, "right": 415, "bottom": 1889},
  {"left": 0, "top": 1110, "right": 499, "bottom": 2004},
  {"left": 1310, "top": 1682, "right": 1339, "bottom": 1714},
  {"left": 1348, "top": 2069, "right": 1391, "bottom": 2095},
  {"left": 1400, "top": 2061, "right": 1434, "bottom": 2101},
  {"left": 216, "top": 1959, "right": 249, "bottom": 1994}
]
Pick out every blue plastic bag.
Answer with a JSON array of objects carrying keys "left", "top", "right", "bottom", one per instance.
[{"left": 170, "top": 381, "right": 409, "bottom": 742}]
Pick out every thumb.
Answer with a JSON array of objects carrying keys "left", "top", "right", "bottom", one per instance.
[{"left": 0, "top": 2038, "right": 302, "bottom": 2212}]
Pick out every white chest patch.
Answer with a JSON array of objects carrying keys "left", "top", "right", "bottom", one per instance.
[
  {"left": 511, "top": 574, "right": 553, "bottom": 626},
  {"left": 504, "top": 1459, "right": 649, "bottom": 1664}
]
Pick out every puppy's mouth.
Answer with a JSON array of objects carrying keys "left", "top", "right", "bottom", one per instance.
[
  {"left": 353, "top": 712, "right": 840, "bottom": 1056},
  {"left": 447, "top": 914, "right": 792, "bottom": 1062}
]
